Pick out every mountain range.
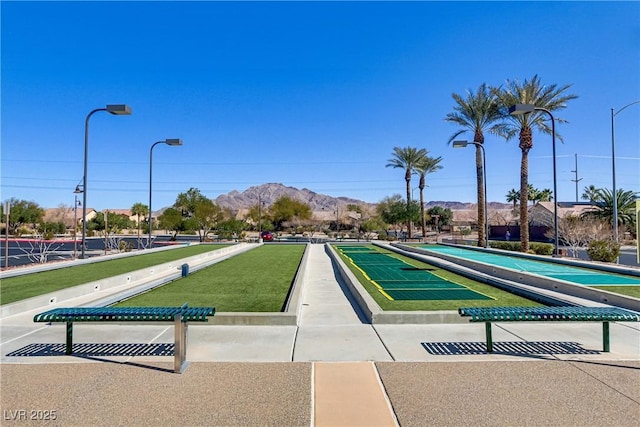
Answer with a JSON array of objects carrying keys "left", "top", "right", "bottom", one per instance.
[{"left": 213, "top": 183, "right": 512, "bottom": 212}]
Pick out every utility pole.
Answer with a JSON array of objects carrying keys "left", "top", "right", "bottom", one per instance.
[{"left": 570, "top": 153, "right": 582, "bottom": 203}]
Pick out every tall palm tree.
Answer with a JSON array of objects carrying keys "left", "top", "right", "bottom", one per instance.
[
  {"left": 130, "top": 202, "right": 148, "bottom": 246},
  {"left": 386, "top": 146, "right": 427, "bottom": 238},
  {"left": 445, "top": 83, "right": 505, "bottom": 247},
  {"left": 581, "top": 184, "right": 600, "bottom": 203},
  {"left": 413, "top": 155, "right": 443, "bottom": 240},
  {"left": 493, "top": 75, "right": 577, "bottom": 252}
]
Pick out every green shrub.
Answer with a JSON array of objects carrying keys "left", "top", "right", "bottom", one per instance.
[
  {"left": 489, "top": 241, "right": 522, "bottom": 252},
  {"left": 587, "top": 240, "right": 620, "bottom": 263},
  {"left": 530, "top": 242, "right": 554, "bottom": 255}
]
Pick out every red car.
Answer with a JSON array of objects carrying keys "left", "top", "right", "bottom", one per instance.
[{"left": 260, "top": 231, "right": 274, "bottom": 241}]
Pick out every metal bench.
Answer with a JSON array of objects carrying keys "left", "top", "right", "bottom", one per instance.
[
  {"left": 458, "top": 306, "right": 639, "bottom": 353},
  {"left": 33, "top": 303, "right": 215, "bottom": 373}
]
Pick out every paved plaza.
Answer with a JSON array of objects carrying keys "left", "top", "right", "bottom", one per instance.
[{"left": 1, "top": 244, "right": 639, "bottom": 426}]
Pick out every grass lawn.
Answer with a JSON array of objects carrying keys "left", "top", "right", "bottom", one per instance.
[
  {"left": 0, "top": 244, "right": 229, "bottom": 305},
  {"left": 115, "top": 244, "right": 306, "bottom": 312},
  {"left": 333, "top": 244, "right": 542, "bottom": 311},
  {"left": 591, "top": 286, "right": 640, "bottom": 299}
]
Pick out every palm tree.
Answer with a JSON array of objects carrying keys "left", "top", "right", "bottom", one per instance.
[
  {"left": 581, "top": 185, "right": 600, "bottom": 203},
  {"left": 493, "top": 75, "right": 577, "bottom": 252},
  {"left": 386, "top": 146, "right": 427, "bottom": 238},
  {"left": 446, "top": 83, "right": 505, "bottom": 247},
  {"left": 506, "top": 189, "right": 519, "bottom": 208},
  {"left": 130, "top": 202, "right": 148, "bottom": 247},
  {"left": 581, "top": 188, "right": 639, "bottom": 231},
  {"left": 535, "top": 188, "right": 553, "bottom": 203},
  {"left": 413, "top": 155, "right": 443, "bottom": 240}
]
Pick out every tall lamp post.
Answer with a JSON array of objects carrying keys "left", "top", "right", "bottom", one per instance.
[
  {"left": 452, "top": 140, "right": 488, "bottom": 248},
  {"left": 509, "top": 104, "right": 559, "bottom": 257},
  {"left": 73, "top": 185, "right": 83, "bottom": 258},
  {"left": 149, "top": 139, "right": 183, "bottom": 248},
  {"left": 611, "top": 100, "right": 640, "bottom": 252},
  {"left": 81, "top": 104, "right": 132, "bottom": 259}
]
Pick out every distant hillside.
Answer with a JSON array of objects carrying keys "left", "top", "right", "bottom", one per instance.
[
  {"left": 212, "top": 184, "right": 511, "bottom": 212},
  {"left": 214, "top": 183, "right": 373, "bottom": 212}
]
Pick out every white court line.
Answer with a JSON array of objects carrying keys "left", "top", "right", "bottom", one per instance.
[{"left": 0, "top": 325, "right": 51, "bottom": 347}]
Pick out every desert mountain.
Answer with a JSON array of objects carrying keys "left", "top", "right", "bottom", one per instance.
[
  {"left": 212, "top": 183, "right": 512, "bottom": 212},
  {"left": 214, "top": 183, "right": 371, "bottom": 212}
]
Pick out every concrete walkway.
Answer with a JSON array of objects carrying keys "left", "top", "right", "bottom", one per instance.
[{"left": 1, "top": 243, "right": 639, "bottom": 426}]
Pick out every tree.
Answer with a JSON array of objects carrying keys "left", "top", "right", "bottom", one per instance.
[
  {"left": 581, "top": 185, "right": 599, "bottom": 203},
  {"left": 174, "top": 188, "right": 223, "bottom": 242},
  {"left": 551, "top": 215, "right": 608, "bottom": 258},
  {"left": 2, "top": 198, "right": 44, "bottom": 236},
  {"left": 426, "top": 206, "right": 453, "bottom": 230},
  {"left": 446, "top": 83, "right": 505, "bottom": 247},
  {"left": 217, "top": 218, "right": 249, "bottom": 241},
  {"left": 581, "top": 188, "right": 638, "bottom": 234},
  {"left": 533, "top": 188, "right": 553, "bottom": 203},
  {"left": 494, "top": 74, "right": 577, "bottom": 252},
  {"left": 360, "top": 217, "right": 387, "bottom": 241},
  {"left": 131, "top": 202, "right": 148, "bottom": 247},
  {"left": 269, "top": 196, "right": 312, "bottom": 231},
  {"left": 377, "top": 195, "right": 420, "bottom": 239},
  {"left": 506, "top": 189, "right": 519, "bottom": 208},
  {"left": 412, "top": 155, "right": 443, "bottom": 241},
  {"left": 386, "top": 146, "right": 427, "bottom": 238},
  {"left": 158, "top": 207, "right": 184, "bottom": 240}
]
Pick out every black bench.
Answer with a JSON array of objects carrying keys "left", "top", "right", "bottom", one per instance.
[
  {"left": 458, "top": 306, "right": 639, "bottom": 353},
  {"left": 33, "top": 303, "right": 215, "bottom": 373}
]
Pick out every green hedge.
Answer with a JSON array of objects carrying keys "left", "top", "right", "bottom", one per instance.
[{"left": 489, "top": 241, "right": 553, "bottom": 255}]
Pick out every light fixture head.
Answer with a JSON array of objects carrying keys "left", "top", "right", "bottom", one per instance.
[
  {"left": 165, "top": 138, "right": 183, "bottom": 146},
  {"left": 106, "top": 104, "right": 132, "bottom": 115},
  {"left": 452, "top": 140, "right": 469, "bottom": 148},
  {"left": 74, "top": 185, "right": 84, "bottom": 194},
  {"left": 509, "top": 104, "right": 535, "bottom": 115}
]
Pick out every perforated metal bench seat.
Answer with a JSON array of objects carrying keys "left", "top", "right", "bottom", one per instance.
[
  {"left": 33, "top": 304, "right": 215, "bottom": 373},
  {"left": 458, "top": 306, "right": 639, "bottom": 353},
  {"left": 33, "top": 306, "right": 214, "bottom": 323}
]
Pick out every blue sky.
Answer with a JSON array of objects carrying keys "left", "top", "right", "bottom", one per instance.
[{"left": 2, "top": 1, "right": 639, "bottom": 212}]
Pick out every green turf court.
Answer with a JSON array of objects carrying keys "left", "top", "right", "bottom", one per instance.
[
  {"left": 420, "top": 245, "right": 640, "bottom": 287},
  {"left": 337, "top": 246, "right": 492, "bottom": 301}
]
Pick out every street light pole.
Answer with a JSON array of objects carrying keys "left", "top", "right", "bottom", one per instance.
[
  {"left": 258, "top": 194, "right": 263, "bottom": 242},
  {"left": 509, "top": 104, "right": 559, "bottom": 256},
  {"left": 452, "top": 140, "right": 488, "bottom": 248},
  {"left": 149, "top": 139, "right": 183, "bottom": 248},
  {"left": 611, "top": 100, "right": 640, "bottom": 253},
  {"left": 73, "top": 184, "right": 83, "bottom": 259},
  {"left": 81, "top": 104, "right": 131, "bottom": 259}
]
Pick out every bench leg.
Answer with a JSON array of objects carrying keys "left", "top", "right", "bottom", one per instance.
[
  {"left": 603, "top": 321, "right": 610, "bottom": 352},
  {"left": 174, "top": 317, "right": 188, "bottom": 373},
  {"left": 485, "top": 322, "right": 493, "bottom": 353},
  {"left": 65, "top": 322, "right": 73, "bottom": 355}
]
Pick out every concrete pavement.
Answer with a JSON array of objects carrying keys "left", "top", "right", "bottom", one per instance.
[{"left": 1, "top": 243, "right": 639, "bottom": 426}]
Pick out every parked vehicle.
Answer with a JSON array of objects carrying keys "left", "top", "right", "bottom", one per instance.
[{"left": 260, "top": 231, "right": 274, "bottom": 241}]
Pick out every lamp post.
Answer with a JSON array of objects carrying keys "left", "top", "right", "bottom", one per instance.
[
  {"left": 3, "top": 201, "right": 9, "bottom": 270},
  {"left": 81, "top": 104, "right": 132, "bottom": 259},
  {"left": 149, "top": 139, "right": 183, "bottom": 248},
  {"left": 73, "top": 185, "right": 83, "bottom": 258},
  {"left": 611, "top": 100, "right": 640, "bottom": 252},
  {"left": 452, "top": 140, "right": 488, "bottom": 248},
  {"left": 258, "top": 195, "right": 264, "bottom": 242},
  {"left": 509, "top": 104, "right": 559, "bottom": 257}
]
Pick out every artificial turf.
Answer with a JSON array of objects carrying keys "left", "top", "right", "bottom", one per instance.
[
  {"left": 0, "top": 244, "right": 229, "bottom": 305},
  {"left": 115, "top": 244, "right": 306, "bottom": 312},
  {"left": 333, "top": 244, "right": 542, "bottom": 311}
]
